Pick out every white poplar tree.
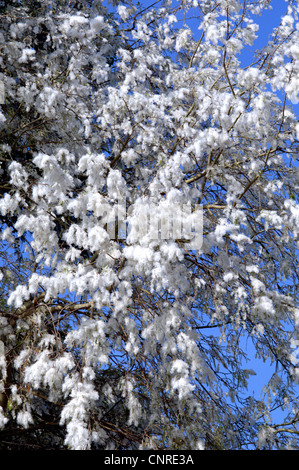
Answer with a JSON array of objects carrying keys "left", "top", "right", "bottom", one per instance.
[{"left": 0, "top": 0, "right": 299, "bottom": 450}]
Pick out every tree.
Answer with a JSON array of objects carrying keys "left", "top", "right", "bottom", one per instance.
[{"left": 0, "top": 0, "right": 299, "bottom": 450}]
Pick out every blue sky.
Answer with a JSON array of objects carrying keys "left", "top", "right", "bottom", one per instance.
[{"left": 249, "top": 0, "right": 288, "bottom": 49}]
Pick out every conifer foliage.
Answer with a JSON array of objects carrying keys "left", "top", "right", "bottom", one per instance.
[{"left": 1, "top": 0, "right": 299, "bottom": 450}]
